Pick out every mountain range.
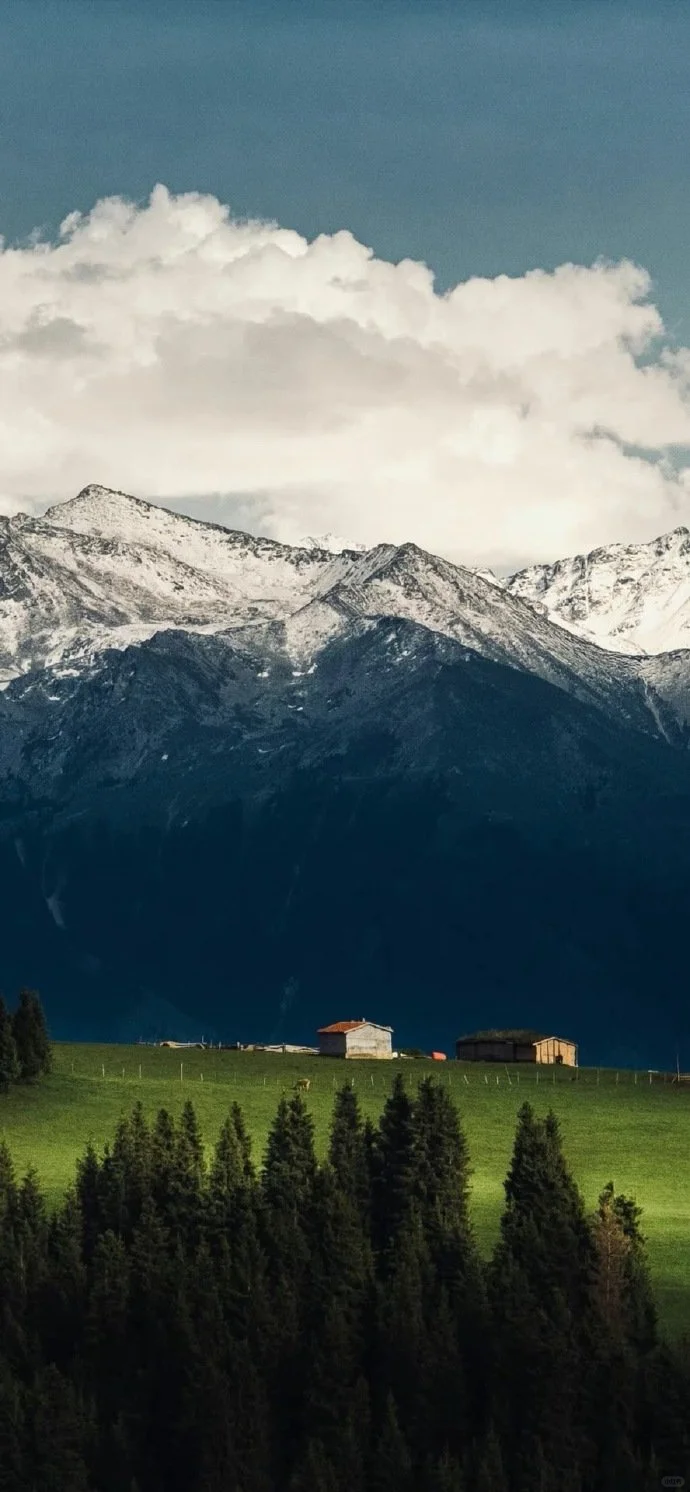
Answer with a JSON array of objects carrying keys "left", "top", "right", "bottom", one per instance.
[{"left": 2, "top": 485, "right": 690, "bottom": 1067}]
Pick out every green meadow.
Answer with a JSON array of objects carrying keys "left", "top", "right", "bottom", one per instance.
[{"left": 1, "top": 1044, "right": 689, "bottom": 1337}]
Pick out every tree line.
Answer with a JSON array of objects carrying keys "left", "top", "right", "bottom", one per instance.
[
  {"left": 0, "top": 988, "right": 52, "bottom": 1092},
  {"left": 0, "top": 1076, "right": 688, "bottom": 1491}
]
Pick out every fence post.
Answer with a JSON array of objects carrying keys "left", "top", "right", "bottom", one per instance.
[
  {"left": 139, "top": 1064, "right": 142, "bottom": 1081},
  {"left": 180, "top": 1063, "right": 183, "bottom": 1083},
  {"left": 102, "top": 1064, "right": 105, "bottom": 1079}
]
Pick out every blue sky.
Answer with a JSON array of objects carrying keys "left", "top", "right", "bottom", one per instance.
[
  {"left": 1, "top": 0, "right": 690, "bottom": 564},
  {"left": 2, "top": 0, "right": 689, "bottom": 329}
]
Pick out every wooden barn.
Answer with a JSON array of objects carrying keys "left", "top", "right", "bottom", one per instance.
[
  {"left": 318, "top": 1020, "right": 394, "bottom": 1059},
  {"left": 455, "top": 1028, "right": 578, "bottom": 1066}
]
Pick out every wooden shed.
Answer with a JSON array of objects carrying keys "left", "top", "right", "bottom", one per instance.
[
  {"left": 455, "top": 1028, "right": 578, "bottom": 1066},
  {"left": 318, "top": 1020, "right": 393, "bottom": 1059}
]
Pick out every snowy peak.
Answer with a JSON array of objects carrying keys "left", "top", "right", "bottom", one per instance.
[{"left": 506, "top": 524, "right": 690, "bottom": 656}]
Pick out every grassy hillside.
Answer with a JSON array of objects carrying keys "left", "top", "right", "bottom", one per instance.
[{"left": 1, "top": 1043, "right": 689, "bottom": 1337}]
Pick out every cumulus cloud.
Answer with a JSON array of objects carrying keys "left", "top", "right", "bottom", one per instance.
[{"left": 1, "top": 182, "right": 689, "bottom": 567}]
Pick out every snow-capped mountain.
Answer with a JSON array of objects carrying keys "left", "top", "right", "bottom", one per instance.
[
  {"left": 0, "top": 486, "right": 365, "bottom": 683},
  {"left": 0, "top": 484, "right": 667, "bottom": 736},
  {"left": 506, "top": 525, "right": 690, "bottom": 656},
  {"left": 3, "top": 485, "right": 690, "bottom": 1063}
]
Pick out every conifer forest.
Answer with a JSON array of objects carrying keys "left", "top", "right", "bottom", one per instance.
[{"left": 1, "top": 1074, "right": 689, "bottom": 1491}]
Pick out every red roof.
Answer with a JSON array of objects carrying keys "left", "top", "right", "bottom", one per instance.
[{"left": 318, "top": 1020, "right": 366, "bottom": 1034}]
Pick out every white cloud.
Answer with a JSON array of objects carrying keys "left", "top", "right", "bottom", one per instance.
[{"left": 1, "top": 182, "right": 690, "bottom": 567}]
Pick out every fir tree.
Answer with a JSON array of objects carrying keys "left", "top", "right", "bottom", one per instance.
[
  {"left": 0, "top": 1138, "right": 18, "bottom": 1221},
  {"left": 0, "top": 1363, "right": 25, "bottom": 1492},
  {"left": 75, "top": 1140, "right": 104, "bottom": 1262},
  {"left": 370, "top": 1072, "right": 417, "bottom": 1270},
  {"left": 11, "top": 988, "right": 51, "bottom": 1082},
  {"left": 261, "top": 1092, "right": 318, "bottom": 1481},
  {"left": 0, "top": 996, "right": 19, "bottom": 1092},
  {"left": 328, "top": 1082, "right": 371, "bottom": 1219},
  {"left": 39, "top": 1187, "right": 87, "bottom": 1370},
  {"left": 369, "top": 1393, "right": 413, "bottom": 1492},
  {"left": 230, "top": 1098, "right": 255, "bottom": 1180},
  {"left": 262, "top": 1091, "right": 317, "bottom": 1215},
  {"left": 471, "top": 1425, "right": 509, "bottom": 1492},
  {"left": 27, "top": 1364, "right": 91, "bottom": 1492},
  {"left": 488, "top": 1103, "right": 596, "bottom": 1488},
  {"left": 288, "top": 1437, "right": 340, "bottom": 1492}
]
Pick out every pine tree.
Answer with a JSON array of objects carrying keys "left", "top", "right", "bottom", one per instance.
[
  {"left": 328, "top": 1082, "right": 371, "bottom": 1219},
  {"left": 262, "top": 1092, "right": 318, "bottom": 1216},
  {"left": 288, "top": 1437, "right": 340, "bottom": 1492},
  {"left": 369, "top": 1394, "right": 413, "bottom": 1492},
  {"left": 0, "top": 1363, "right": 25, "bottom": 1492},
  {"left": 27, "top": 1364, "right": 91, "bottom": 1492},
  {"left": 75, "top": 1140, "right": 104, "bottom": 1262},
  {"left": 10, "top": 988, "right": 51, "bottom": 1082},
  {"left": 0, "top": 996, "right": 19, "bottom": 1092},
  {"left": 370, "top": 1072, "right": 417, "bottom": 1270},
  {"left": 261, "top": 1092, "right": 318, "bottom": 1482},
  {"left": 420, "top": 1448, "right": 466, "bottom": 1492},
  {"left": 39, "top": 1187, "right": 87, "bottom": 1370},
  {"left": 488, "top": 1103, "right": 595, "bottom": 1488},
  {"left": 301, "top": 1167, "right": 373, "bottom": 1485},
  {"left": 373, "top": 1209, "right": 431, "bottom": 1456},
  {"left": 230, "top": 1098, "right": 255, "bottom": 1180},
  {"left": 412, "top": 1077, "right": 472, "bottom": 1242},
  {"left": 0, "top": 1138, "right": 18, "bottom": 1221},
  {"left": 471, "top": 1425, "right": 509, "bottom": 1492},
  {"left": 411, "top": 1077, "right": 490, "bottom": 1449}
]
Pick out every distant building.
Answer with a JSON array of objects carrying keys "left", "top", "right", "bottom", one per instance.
[
  {"left": 318, "top": 1020, "right": 393, "bottom": 1059},
  {"left": 455, "top": 1029, "right": 578, "bottom": 1066}
]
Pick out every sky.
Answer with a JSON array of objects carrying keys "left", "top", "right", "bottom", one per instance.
[{"left": 1, "top": 0, "right": 690, "bottom": 570}]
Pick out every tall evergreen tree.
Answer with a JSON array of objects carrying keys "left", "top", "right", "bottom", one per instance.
[
  {"left": 39, "top": 1188, "right": 87, "bottom": 1371},
  {"left": 370, "top": 1073, "right": 417, "bottom": 1270},
  {"left": 11, "top": 988, "right": 51, "bottom": 1082},
  {"left": 369, "top": 1393, "right": 413, "bottom": 1492},
  {"left": 328, "top": 1082, "right": 371, "bottom": 1219},
  {"left": 261, "top": 1092, "right": 318, "bottom": 1483},
  {"left": 488, "top": 1103, "right": 596, "bottom": 1489},
  {"left": 27, "top": 1364, "right": 91, "bottom": 1492},
  {"left": 0, "top": 997, "right": 19, "bottom": 1093},
  {"left": 0, "top": 1363, "right": 25, "bottom": 1492},
  {"left": 75, "top": 1141, "right": 104, "bottom": 1262},
  {"left": 301, "top": 1165, "right": 373, "bottom": 1485}
]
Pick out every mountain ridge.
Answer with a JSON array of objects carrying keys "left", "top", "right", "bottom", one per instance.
[{"left": 3, "top": 485, "right": 690, "bottom": 1064}]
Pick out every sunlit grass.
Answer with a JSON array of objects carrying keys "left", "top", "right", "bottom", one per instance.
[{"left": 1, "top": 1045, "right": 688, "bottom": 1337}]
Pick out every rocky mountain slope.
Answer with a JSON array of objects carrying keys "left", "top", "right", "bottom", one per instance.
[
  {"left": 506, "top": 525, "right": 690, "bottom": 656},
  {"left": 2, "top": 486, "right": 690, "bottom": 1066}
]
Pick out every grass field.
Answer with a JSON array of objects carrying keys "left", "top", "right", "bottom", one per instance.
[{"left": 1, "top": 1044, "right": 689, "bottom": 1338}]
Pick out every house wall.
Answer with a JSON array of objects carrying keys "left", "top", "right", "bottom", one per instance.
[
  {"left": 344, "top": 1024, "right": 393, "bottom": 1059},
  {"left": 456, "top": 1040, "right": 513, "bottom": 1062},
  {"left": 534, "top": 1038, "right": 577, "bottom": 1067},
  {"left": 318, "top": 1031, "right": 348, "bottom": 1057},
  {"left": 514, "top": 1042, "right": 538, "bottom": 1063}
]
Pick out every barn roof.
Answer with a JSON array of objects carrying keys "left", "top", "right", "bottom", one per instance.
[
  {"left": 456, "top": 1029, "right": 576, "bottom": 1045},
  {"left": 318, "top": 1020, "right": 394, "bottom": 1034}
]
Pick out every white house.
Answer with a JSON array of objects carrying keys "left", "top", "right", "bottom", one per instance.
[{"left": 317, "top": 1020, "right": 394, "bottom": 1059}]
